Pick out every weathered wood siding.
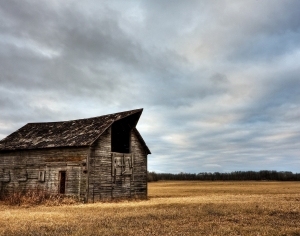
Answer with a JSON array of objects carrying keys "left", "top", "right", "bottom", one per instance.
[
  {"left": 0, "top": 147, "right": 88, "bottom": 199},
  {"left": 131, "top": 130, "right": 148, "bottom": 197},
  {"left": 87, "top": 127, "right": 148, "bottom": 202},
  {"left": 1, "top": 127, "right": 148, "bottom": 202}
]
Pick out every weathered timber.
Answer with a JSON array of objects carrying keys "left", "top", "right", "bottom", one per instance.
[
  {"left": 0, "top": 109, "right": 150, "bottom": 202},
  {"left": 86, "top": 126, "right": 149, "bottom": 202},
  {"left": 0, "top": 147, "right": 88, "bottom": 198}
]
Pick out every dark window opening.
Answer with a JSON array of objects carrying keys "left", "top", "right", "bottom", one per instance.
[
  {"left": 59, "top": 171, "right": 66, "bottom": 194},
  {"left": 111, "top": 112, "right": 142, "bottom": 153},
  {"left": 111, "top": 120, "right": 131, "bottom": 153}
]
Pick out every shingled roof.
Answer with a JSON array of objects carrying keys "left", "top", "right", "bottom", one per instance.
[{"left": 0, "top": 108, "right": 150, "bottom": 153}]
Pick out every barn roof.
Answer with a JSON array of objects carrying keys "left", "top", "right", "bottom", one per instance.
[{"left": 0, "top": 108, "right": 150, "bottom": 153}]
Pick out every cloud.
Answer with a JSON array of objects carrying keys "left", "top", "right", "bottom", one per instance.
[{"left": 1, "top": 0, "right": 300, "bottom": 173}]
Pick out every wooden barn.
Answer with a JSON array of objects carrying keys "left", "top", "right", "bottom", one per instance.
[{"left": 0, "top": 108, "right": 150, "bottom": 202}]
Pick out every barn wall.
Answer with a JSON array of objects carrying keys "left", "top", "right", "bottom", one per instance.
[
  {"left": 0, "top": 147, "right": 88, "bottom": 199},
  {"left": 88, "top": 127, "right": 148, "bottom": 202},
  {"left": 87, "top": 127, "right": 111, "bottom": 202},
  {"left": 131, "top": 130, "right": 148, "bottom": 197}
]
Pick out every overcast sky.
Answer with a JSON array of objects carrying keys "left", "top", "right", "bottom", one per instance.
[{"left": 1, "top": 1, "right": 299, "bottom": 173}]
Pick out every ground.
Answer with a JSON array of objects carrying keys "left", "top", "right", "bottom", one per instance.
[{"left": 1, "top": 181, "right": 300, "bottom": 235}]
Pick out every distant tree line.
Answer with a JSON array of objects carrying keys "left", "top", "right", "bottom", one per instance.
[{"left": 147, "top": 170, "right": 300, "bottom": 182}]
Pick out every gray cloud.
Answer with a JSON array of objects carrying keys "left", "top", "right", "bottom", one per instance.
[{"left": 1, "top": 0, "right": 300, "bottom": 173}]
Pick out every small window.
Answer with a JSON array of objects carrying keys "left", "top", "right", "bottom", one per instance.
[{"left": 38, "top": 171, "right": 45, "bottom": 182}]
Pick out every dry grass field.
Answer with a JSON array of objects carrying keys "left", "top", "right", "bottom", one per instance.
[{"left": 1, "top": 181, "right": 300, "bottom": 235}]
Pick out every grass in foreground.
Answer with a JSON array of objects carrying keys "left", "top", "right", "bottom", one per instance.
[{"left": 1, "top": 181, "right": 300, "bottom": 235}]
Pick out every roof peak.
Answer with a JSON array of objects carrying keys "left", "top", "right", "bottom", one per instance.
[{"left": 0, "top": 108, "right": 144, "bottom": 151}]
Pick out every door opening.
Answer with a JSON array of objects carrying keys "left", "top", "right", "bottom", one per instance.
[{"left": 59, "top": 171, "right": 66, "bottom": 194}]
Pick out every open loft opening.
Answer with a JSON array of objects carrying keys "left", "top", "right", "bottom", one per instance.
[{"left": 111, "top": 112, "right": 142, "bottom": 153}]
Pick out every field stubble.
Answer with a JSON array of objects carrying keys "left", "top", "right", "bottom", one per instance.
[{"left": 1, "top": 181, "right": 300, "bottom": 235}]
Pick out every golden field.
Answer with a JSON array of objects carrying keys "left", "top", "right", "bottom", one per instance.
[{"left": 1, "top": 181, "right": 300, "bottom": 235}]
